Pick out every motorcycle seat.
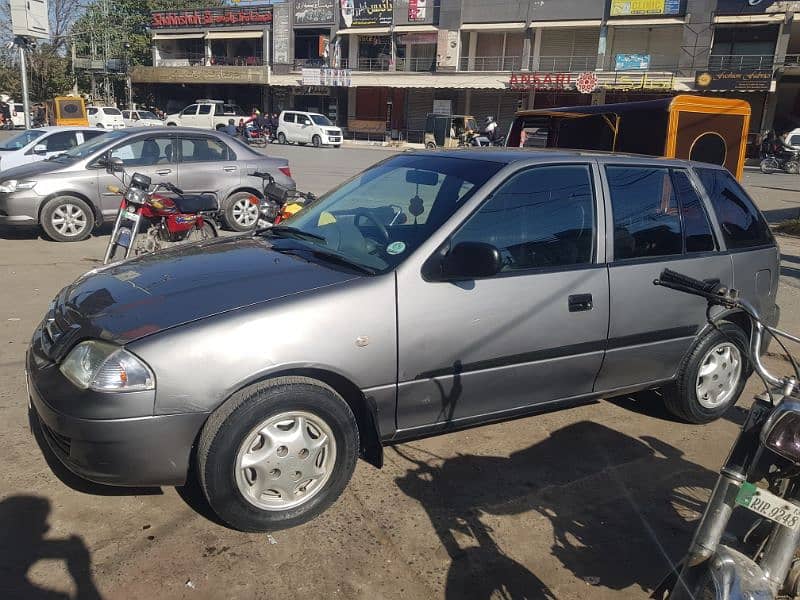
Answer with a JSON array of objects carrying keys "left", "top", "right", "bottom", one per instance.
[{"left": 173, "top": 194, "right": 218, "bottom": 213}]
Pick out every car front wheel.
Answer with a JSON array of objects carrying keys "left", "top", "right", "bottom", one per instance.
[
  {"left": 197, "top": 377, "right": 359, "bottom": 532},
  {"left": 40, "top": 196, "right": 95, "bottom": 242},
  {"left": 663, "top": 323, "right": 748, "bottom": 423}
]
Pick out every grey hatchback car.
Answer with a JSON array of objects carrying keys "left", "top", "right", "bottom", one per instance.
[
  {"left": 27, "top": 149, "right": 779, "bottom": 531},
  {"left": 0, "top": 127, "right": 294, "bottom": 241}
]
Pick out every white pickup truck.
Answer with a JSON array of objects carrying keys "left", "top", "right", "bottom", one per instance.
[{"left": 165, "top": 100, "right": 247, "bottom": 130}]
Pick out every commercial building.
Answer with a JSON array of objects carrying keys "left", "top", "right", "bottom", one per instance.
[{"left": 129, "top": 0, "right": 800, "bottom": 141}]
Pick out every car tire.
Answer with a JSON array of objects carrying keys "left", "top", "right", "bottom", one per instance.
[
  {"left": 40, "top": 196, "right": 95, "bottom": 242},
  {"left": 786, "top": 161, "right": 800, "bottom": 175},
  {"left": 312, "top": 135, "right": 322, "bottom": 148},
  {"left": 663, "top": 323, "right": 749, "bottom": 424},
  {"left": 426, "top": 141, "right": 436, "bottom": 149},
  {"left": 278, "top": 132, "right": 287, "bottom": 145},
  {"left": 197, "top": 376, "right": 359, "bottom": 532},
  {"left": 223, "top": 192, "right": 259, "bottom": 232},
  {"left": 166, "top": 122, "right": 177, "bottom": 127}
]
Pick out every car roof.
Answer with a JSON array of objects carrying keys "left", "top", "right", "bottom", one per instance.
[
  {"left": 414, "top": 147, "right": 728, "bottom": 171},
  {"left": 26, "top": 126, "right": 99, "bottom": 132}
]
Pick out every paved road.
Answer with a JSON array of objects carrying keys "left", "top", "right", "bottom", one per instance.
[{"left": 2, "top": 134, "right": 800, "bottom": 599}]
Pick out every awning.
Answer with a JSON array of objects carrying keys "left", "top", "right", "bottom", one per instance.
[
  {"left": 206, "top": 31, "right": 263, "bottom": 39},
  {"left": 714, "top": 14, "right": 786, "bottom": 24},
  {"left": 529, "top": 20, "right": 602, "bottom": 28},
  {"left": 152, "top": 33, "right": 205, "bottom": 40},
  {"left": 607, "top": 17, "right": 685, "bottom": 26},
  {"left": 461, "top": 22, "right": 526, "bottom": 31},
  {"left": 338, "top": 27, "right": 391, "bottom": 35},
  {"left": 393, "top": 25, "right": 438, "bottom": 33}
]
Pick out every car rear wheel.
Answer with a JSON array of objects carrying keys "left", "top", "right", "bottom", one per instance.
[
  {"left": 41, "top": 196, "right": 95, "bottom": 242},
  {"left": 663, "top": 323, "right": 748, "bottom": 424},
  {"left": 197, "top": 377, "right": 359, "bottom": 532},
  {"left": 278, "top": 132, "right": 287, "bottom": 145},
  {"left": 312, "top": 135, "right": 322, "bottom": 148},
  {"left": 223, "top": 192, "right": 259, "bottom": 232},
  {"left": 426, "top": 141, "right": 436, "bottom": 149}
]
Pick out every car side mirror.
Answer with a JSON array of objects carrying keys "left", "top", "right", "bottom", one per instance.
[
  {"left": 33, "top": 144, "right": 47, "bottom": 155},
  {"left": 427, "top": 241, "right": 502, "bottom": 281},
  {"left": 106, "top": 157, "right": 124, "bottom": 174}
]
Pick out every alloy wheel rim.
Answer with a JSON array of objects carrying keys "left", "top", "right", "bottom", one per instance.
[
  {"left": 51, "top": 203, "right": 87, "bottom": 237},
  {"left": 695, "top": 342, "right": 742, "bottom": 409},
  {"left": 232, "top": 199, "right": 258, "bottom": 227},
  {"left": 234, "top": 411, "right": 337, "bottom": 511}
]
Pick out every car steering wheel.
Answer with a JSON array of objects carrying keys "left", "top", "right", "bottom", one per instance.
[{"left": 354, "top": 208, "right": 390, "bottom": 244}]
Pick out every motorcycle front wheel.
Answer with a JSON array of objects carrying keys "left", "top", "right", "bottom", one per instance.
[
  {"left": 761, "top": 158, "right": 779, "bottom": 174},
  {"left": 785, "top": 160, "right": 800, "bottom": 175}
]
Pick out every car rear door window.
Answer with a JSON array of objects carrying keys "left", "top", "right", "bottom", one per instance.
[
  {"left": 198, "top": 105, "right": 213, "bottom": 115},
  {"left": 452, "top": 164, "right": 595, "bottom": 271},
  {"left": 179, "top": 137, "right": 232, "bottom": 162},
  {"left": 606, "top": 166, "right": 682, "bottom": 260},
  {"left": 695, "top": 167, "right": 773, "bottom": 250},
  {"left": 283, "top": 113, "right": 295, "bottom": 123},
  {"left": 672, "top": 170, "right": 716, "bottom": 253}
]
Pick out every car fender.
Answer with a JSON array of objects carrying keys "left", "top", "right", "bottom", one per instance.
[{"left": 39, "top": 188, "right": 101, "bottom": 224}]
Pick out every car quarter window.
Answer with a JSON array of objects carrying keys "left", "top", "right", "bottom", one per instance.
[
  {"left": 452, "top": 164, "right": 595, "bottom": 271},
  {"left": 695, "top": 167, "right": 773, "bottom": 250},
  {"left": 672, "top": 170, "right": 716, "bottom": 253},
  {"left": 87, "top": 107, "right": 97, "bottom": 115},
  {"left": 110, "top": 136, "right": 174, "bottom": 166},
  {"left": 122, "top": 111, "right": 130, "bottom": 118},
  {"left": 283, "top": 113, "right": 295, "bottom": 123},
  {"left": 179, "top": 137, "right": 232, "bottom": 162},
  {"left": 606, "top": 165, "right": 682, "bottom": 260}
]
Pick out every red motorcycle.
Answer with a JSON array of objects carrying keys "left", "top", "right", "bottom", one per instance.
[{"left": 103, "top": 162, "right": 219, "bottom": 264}]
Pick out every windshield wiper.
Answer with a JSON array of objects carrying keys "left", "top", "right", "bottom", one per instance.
[
  {"left": 260, "top": 225, "right": 326, "bottom": 242},
  {"left": 270, "top": 244, "right": 376, "bottom": 275}
]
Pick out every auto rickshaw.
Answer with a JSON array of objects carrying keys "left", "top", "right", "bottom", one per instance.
[
  {"left": 424, "top": 113, "right": 480, "bottom": 149},
  {"left": 45, "top": 96, "right": 89, "bottom": 126},
  {"left": 507, "top": 95, "right": 751, "bottom": 179}
]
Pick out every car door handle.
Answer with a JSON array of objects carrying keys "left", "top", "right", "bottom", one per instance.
[
  {"left": 568, "top": 294, "right": 593, "bottom": 312},
  {"left": 155, "top": 169, "right": 171, "bottom": 175},
  {"left": 223, "top": 166, "right": 237, "bottom": 172}
]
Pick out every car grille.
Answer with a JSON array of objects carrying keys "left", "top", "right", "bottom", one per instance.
[
  {"left": 40, "top": 419, "right": 72, "bottom": 456},
  {"left": 327, "top": 130, "right": 340, "bottom": 136}
]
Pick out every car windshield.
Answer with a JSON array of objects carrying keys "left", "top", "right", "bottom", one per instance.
[
  {"left": 139, "top": 111, "right": 158, "bottom": 120},
  {"left": 103, "top": 108, "right": 122, "bottom": 116},
  {"left": 54, "top": 129, "right": 123, "bottom": 161},
  {"left": 310, "top": 114, "right": 333, "bottom": 126},
  {"left": 0, "top": 129, "right": 45, "bottom": 150},
  {"left": 269, "top": 154, "right": 504, "bottom": 274}
]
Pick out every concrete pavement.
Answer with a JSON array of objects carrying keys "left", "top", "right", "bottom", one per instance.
[{"left": 2, "top": 139, "right": 800, "bottom": 599}]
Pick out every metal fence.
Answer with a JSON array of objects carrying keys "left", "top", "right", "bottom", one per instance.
[
  {"left": 708, "top": 54, "right": 774, "bottom": 70},
  {"left": 156, "top": 53, "right": 263, "bottom": 67},
  {"left": 458, "top": 56, "right": 523, "bottom": 71}
]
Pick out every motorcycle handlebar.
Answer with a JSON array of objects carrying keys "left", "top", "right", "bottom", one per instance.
[
  {"left": 653, "top": 269, "right": 729, "bottom": 304},
  {"left": 248, "top": 170, "right": 275, "bottom": 182}
]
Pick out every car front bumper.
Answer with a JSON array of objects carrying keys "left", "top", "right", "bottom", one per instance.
[
  {"left": 0, "top": 190, "right": 40, "bottom": 224},
  {"left": 27, "top": 346, "right": 208, "bottom": 487}
]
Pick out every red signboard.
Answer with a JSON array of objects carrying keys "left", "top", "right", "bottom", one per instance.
[
  {"left": 151, "top": 7, "right": 273, "bottom": 29},
  {"left": 509, "top": 72, "right": 573, "bottom": 90}
]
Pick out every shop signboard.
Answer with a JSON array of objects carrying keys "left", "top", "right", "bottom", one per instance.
[
  {"left": 433, "top": 99, "right": 452, "bottom": 115},
  {"left": 302, "top": 67, "right": 352, "bottom": 86},
  {"left": 151, "top": 6, "right": 272, "bottom": 28},
  {"left": 509, "top": 71, "right": 675, "bottom": 91},
  {"left": 615, "top": 53, "right": 650, "bottom": 71},
  {"left": 339, "top": 0, "right": 393, "bottom": 28},
  {"left": 408, "top": 0, "right": 426, "bottom": 21},
  {"left": 609, "top": 0, "right": 681, "bottom": 16},
  {"left": 694, "top": 70, "right": 772, "bottom": 91},
  {"left": 714, "top": 0, "right": 798, "bottom": 15},
  {"left": 294, "top": 0, "right": 335, "bottom": 26}
]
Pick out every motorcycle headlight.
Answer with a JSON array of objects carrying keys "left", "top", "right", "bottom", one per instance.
[
  {"left": 126, "top": 187, "right": 147, "bottom": 205},
  {"left": 60, "top": 340, "right": 155, "bottom": 392},
  {"left": 0, "top": 179, "right": 36, "bottom": 193},
  {"left": 763, "top": 406, "right": 800, "bottom": 464}
]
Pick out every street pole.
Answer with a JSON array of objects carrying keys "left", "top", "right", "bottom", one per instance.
[{"left": 18, "top": 40, "right": 31, "bottom": 129}]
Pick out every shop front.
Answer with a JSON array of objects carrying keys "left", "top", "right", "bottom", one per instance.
[{"left": 694, "top": 69, "right": 773, "bottom": 132}]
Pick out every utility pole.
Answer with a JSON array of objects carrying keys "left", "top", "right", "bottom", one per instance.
[{"left": 17, "top": 38, "right": 32, "bottom": 129}]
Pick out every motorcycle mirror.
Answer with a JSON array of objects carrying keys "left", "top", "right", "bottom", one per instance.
[{"left": 106, "top": 157, "right": 124, "bottom": 174}]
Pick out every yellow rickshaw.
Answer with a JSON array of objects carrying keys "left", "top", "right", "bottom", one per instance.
[{"left": 424, "top": 113, "right": 480, "bottom": 149}]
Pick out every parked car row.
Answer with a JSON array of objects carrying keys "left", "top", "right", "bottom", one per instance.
[
  {"left": 0, "top": 126, "right": 294, "bottom": 241},
  {"left": 0, "top": 127, "right": 106, "bottom": 171}
]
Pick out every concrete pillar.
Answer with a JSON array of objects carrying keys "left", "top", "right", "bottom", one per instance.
[
  {"left": 348, "top": 35, "right": 359, "bottom": 70},
  {"left": 467, "top": 31, "right": 477, "bottom": 70},
  {"left": 152, "top": 45, "right": 159, "bottom": 66},
  {"left": 679, "top": 0, "right": 715, "bottom": 76},
  {"left": 205, "top": 39, "right": 212, "bottom": 66},
  {"left": 596, "top": 25, "right": 609, "bottom": 70},
  {"left": 531, "top": 27, "right": 542, "bottom": 71},
  {"left": 405, "top": 42, "right": 412, "bottom": 71},
  {"left": 347, "top": 87, "right": 356, "bottom": 121},
  {"left": 521, "top": 30, "right": 531, "bottom": 71}
]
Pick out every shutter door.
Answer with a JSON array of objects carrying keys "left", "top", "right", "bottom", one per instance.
[
  {"left": 470, "top": 91, "right": 501, "bottom": 124},
  {"left": 407, "top": 88, "right": 435, "bottom": 138},
  {"left": 571, "top": 28, "right": 600, "bottom": 71},
  {"left": 611, "top": 27, "right": 650, "bottom": 56},
  {"left": 647, "top": 25, "right": 682, "bottom": 70},
  {"left": 540, "top": 28, "right": 600, "bottom": 72},
  {"left": 498, "top": 92, "right": 525, "bottom": 131}
]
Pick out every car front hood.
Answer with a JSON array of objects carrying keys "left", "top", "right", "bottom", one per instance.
[
  {"left": 0, "top": 159, "right": 65, "bottom": 180},
  {"left": 56, "top": 236, "right": 361, "bottom": 345}
]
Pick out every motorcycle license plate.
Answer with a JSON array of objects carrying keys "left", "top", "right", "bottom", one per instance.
[
  {"left": 123, "top": 210, "right": 138, "bottom": 221},
  {"left": 735, "top": 482, "right": 800, "bottom": 531}
]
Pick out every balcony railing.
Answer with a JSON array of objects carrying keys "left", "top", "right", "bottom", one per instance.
[
  {"left": 785, "top": 54, "right": 800, "bottom": 67},
  {"left": 156, "top": 52, "right": 263, "bottom": 67},
  {"left": 458, "top": 56, "right": 523, "bottom": 71},
  {"left": 535, "top": 55, "right": 596, "bottom": 72},
  {"left": 396, "top": 56, "right": 436, "bottom": 72},
  {"left": 293, "top": 58, "right": 327, "bottom": 70},
  {"left": 708, "top": 54, "right": 774, "bottom": 70}
]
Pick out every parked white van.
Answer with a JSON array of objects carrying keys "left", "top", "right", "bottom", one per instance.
[{"left": 277, "top": 111, "right": 342, "bottom": 148}]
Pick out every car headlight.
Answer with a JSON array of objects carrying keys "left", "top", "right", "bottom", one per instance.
[
  {"left": 0, "top": 179, "right": 36, "bottom": 193},
  {"left": 60, "top": 340, "right": 155, "bottom": 392},
  {"left": 763, "top": 405, "right": 800, "bottom": 464}
]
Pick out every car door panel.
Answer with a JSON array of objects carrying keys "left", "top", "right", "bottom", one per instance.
[
  {"left": 176, "top": 135, "right": 239, "bottom": 199},
  {"left": 395, "top": 162, "right": 609, "bottom": 431},
  {"left": 593, "top": 164, "right": 734, "bottom": 392}
]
